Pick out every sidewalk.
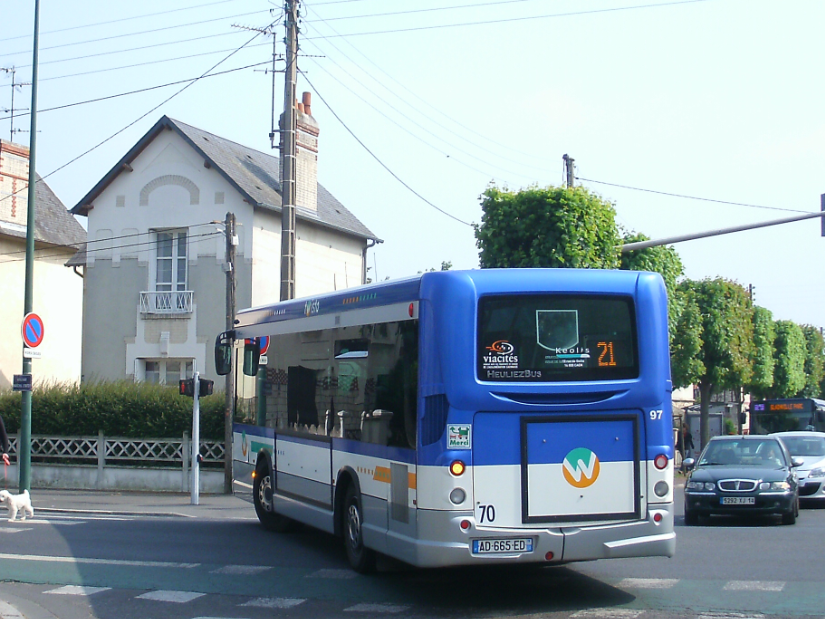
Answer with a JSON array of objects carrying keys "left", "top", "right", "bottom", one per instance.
[{"left": 25, "top": 488, "right": 256, "bottom": 520}]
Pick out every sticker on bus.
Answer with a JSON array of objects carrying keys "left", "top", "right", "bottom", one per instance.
[{"left": 448, "top": 424, "right": 471, "bottom": 449}]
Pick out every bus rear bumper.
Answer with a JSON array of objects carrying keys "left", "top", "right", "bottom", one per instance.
[
  {"left": 405, "top": 504, "right": 675, "bottom": 568},
  {"left": 561, "top": 503, "right": 676, "bottom": 561}
]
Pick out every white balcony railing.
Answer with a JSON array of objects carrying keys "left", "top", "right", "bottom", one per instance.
[{"left": 139, "top": 290, "right": 193, "bottom": 315}]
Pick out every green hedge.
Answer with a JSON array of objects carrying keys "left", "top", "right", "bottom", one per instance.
[{"left": 0, "top": 381, "right": 227, "bottom": 440}]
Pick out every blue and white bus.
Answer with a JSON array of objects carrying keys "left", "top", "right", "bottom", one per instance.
[{"left": 216, "top": 268, "right": 676, "bottom": 572}]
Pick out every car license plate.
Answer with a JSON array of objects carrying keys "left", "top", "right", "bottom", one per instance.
[
  {"left": 472, "top": 538, "right": 533, "bottom": 554},
  {"left": 721, "top": 497, "right": 755, "bottom": 505}
]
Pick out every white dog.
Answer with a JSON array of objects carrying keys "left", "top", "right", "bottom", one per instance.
[{"left": 0, "top": 489, "right": 34, "bottom": 522}]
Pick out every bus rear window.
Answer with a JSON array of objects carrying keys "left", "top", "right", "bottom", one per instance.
[{"left": 477, "top": 295, "right": 638, "bottom": 382}]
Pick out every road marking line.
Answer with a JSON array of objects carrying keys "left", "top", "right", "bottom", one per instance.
[
  {"left": 571, "top": 610, "right": 645, "bottom": 618},
  {"left": 137, "top": 590, "right": 205, "bottom": 603},
  {"left": 0, "top": 599, "right": 24, "bottom": 618},
  {"left": 723, "top": 581, "right": 784, "bottom": 592},
  {"left": 698, "top": 613, "right": 766, "bottom": 619},
  {"left": 210, "top": 565, "right": 272, "bottom": 575},
  {"left": 0, "top": 552, "right": 198, "bottom": 569},
  {"left": 242, "top": 597, "right": 306, "bottom": 609},
  {"left": 344, "top": 603, "right": 410, "bottom": 613},
  {"left": 44, "top": 585, "right": 110, "bottom": 596},
  {"left": 617, "top": 577, "right": 678, "bottom": 589},
  {"left": 0, "top": 528, "right": 30, "bottom": 534},
  {"left": 306, "top": 568, "right": 357, "bottom": 579}
]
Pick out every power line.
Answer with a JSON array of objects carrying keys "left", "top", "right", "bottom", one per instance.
[
  {"left": 0, "top": 231, "right": 223, "bottom": 265},
  {"left": 302, "top": 73, "right": 473, "bottom": 227},
  {"left": 0, "top": 61, "right": 271, "bottom": 122},
  {"left": 303, "top": 8, "right": 551, "bottom": 175},
  {"left": 577, "top": 177, "right": 814, "bottom": 214},
  {"left": 0, "top": 222, "right": 224, "bottom": 258},
  {"left": 0, "top": 27, "right": 269, "bottom": 206},
  {"left": 306, "top": 0, "right": 539, "bottom": 22},
  {"left": 0, "top": 0, "right": 247, "bottom": 43},
  {"left": 5, "top": 10, "right": 269, "bottom": 58},
  {"left": 303, "top": 0, "right": 713, "bottom": 39}
]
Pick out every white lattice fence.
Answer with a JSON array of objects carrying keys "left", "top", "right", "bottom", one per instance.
[{"left": 7, "top": 434, "right": 224, "bottom": 465}]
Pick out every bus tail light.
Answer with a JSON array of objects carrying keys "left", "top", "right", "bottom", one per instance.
[
  {"left": 460, "top": 519, "right": 471, "bottom": 530},
  {"left": 449, "top": 488, "right": 466, "bottom": 505},
  {"left": 653, "top": 454, "right": 668, "bottom": 470},
  {"left": 545, "top": 552, "right": 554, "bottom": 561},
  {"left": 449, "top": 460, "right": 466, "bottom": 476}
]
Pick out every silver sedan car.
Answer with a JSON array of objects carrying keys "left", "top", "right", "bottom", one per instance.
[{"left": 772, "top": 431, "right": 825, "bottom": 503}]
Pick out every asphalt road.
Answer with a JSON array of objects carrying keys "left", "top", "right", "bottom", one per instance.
[{"left": 1, "top": 491, "right": 824, "bottom": 619}]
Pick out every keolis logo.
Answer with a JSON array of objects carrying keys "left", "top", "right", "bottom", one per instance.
[{"left": 562, "top": 448, "right": 601, "bottom": 488}]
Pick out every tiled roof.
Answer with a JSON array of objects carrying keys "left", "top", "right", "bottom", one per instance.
[
  {"left": 71, "top": 116, "right": 377, "bottom": 242},
  {"left": 0, "top": 174, "right": 86, "bottom": 249}
]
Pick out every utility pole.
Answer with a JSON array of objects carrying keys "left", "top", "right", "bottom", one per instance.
[
  {"left": 223, "top": 212, "right": 236, "bottom": 494},
  {"left": 279, "top": 0, "right": 299, "bottom": 301},
  {"left": 1, "top": 67, "right": 31, "bottom": 142},
  {"left": 20, "top": 0, "right": 41, "bottom": 493},
  {"left": 563, "top": 154, "right": 575, "bottom": 188}
]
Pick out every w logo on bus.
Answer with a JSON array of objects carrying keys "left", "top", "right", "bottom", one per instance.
[{"left": 562, "top": 448, "right": 601, "bottom": 488}]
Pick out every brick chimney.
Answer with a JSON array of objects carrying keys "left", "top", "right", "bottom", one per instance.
[
  {"left": 295, "top": 92, "right": 319, "bottom": 212},
  {"left": 0, "top": 139, "right": 30, "bottom": 228}
]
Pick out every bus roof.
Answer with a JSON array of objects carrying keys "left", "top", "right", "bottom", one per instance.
[{"left": 234, "top": 268, "right": 657, "bottom": 330}]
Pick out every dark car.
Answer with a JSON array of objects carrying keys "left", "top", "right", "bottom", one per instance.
[{"left": 683, "top": 435, "right": 801, "bottom": 525}]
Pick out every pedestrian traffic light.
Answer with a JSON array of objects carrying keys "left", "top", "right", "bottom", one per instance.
[
  {"left": 199, "top": 379, "right": 214, "bottom": 397},
  {"left": 179, "top": 379, "right": 194, "bottom": 397}
]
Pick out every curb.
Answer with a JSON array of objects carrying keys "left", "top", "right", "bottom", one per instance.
[{"left": 35, "top": 507, "right": 193, "bottom": 519}]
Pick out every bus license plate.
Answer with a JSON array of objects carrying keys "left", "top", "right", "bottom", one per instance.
[
  {"left": 721, "top": 497, "right": 755, "bottom": 505},
  {"left": 472, "top": 538, "right": 533, "bottom": 555}
]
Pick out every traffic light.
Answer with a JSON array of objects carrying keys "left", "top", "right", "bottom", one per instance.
[
  {"left": 199, "top": 379, "right": 214, "bottom": 397},
  {"left": 179, "top": 379, "right": 194, "bottom": 397},
  {"left": 179, "top": 378, "right": 213, "bottom": 397}
]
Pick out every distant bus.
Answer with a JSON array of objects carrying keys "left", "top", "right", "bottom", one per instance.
[
  {"left": 216, "top": 268, "right": 676, "bottom": 571},
  {"left": 750, "top": 398, "right": 825, "bottom": 434}
]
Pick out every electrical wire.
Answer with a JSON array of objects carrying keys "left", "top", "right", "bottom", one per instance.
[
  {"left": 0, "top": 222, "right": 225, "bottom": 258},
  {"left": 0, "top": 0, "right": 248, "bottom": 43},
  {"left": 1, "top": 62, "right": 270, "bottom": 121},
  {"left": 0, "top": 61, "right": 272, "bottom": 121},
  {"left": 0, "top": 231, "right": 223, "bottom": 265},
  {"left": 305, "top": 0, "right": 539, "bottom": 23},
  {"left": 0, "top": 26, "right": 270, "bottom": 206},
  {"left": 4, "top": 10, "right": 269, "bottom": 58},
  {"left": 302, "top": 73, "right": 473, "bottom": 227},
  {"left": 303, "top": 48, "right": 534, "bottom": 183},
  {"left": 302, "top": 0, "right": 712, "bottom": 39},
  {"left": 577, "top": 177, "right": 815, "bottom": 215}
]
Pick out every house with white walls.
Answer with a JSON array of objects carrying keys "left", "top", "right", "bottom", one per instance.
[
  {"left": 69, "top": 98, "right": 378, "bottom": 384},
  {"left": 0, "top": 139, "right": 87, "bottom": 389}
]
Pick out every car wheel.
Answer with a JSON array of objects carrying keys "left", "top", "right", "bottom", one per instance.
[
  {"left": 343, "top": 485, "right": 376, "bottom": 573},
  {"left": 253, "top": 465, "right": 295, "bottom": 532},
  {"left": 781, "top": 503, "right": 796, "bottom": 525},
  {"left": 684, "top": 509, "right": 699, "bottom": 526}
]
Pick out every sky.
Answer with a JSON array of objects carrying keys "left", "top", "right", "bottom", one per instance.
[{"left": 2, "top": 0, "right": 824, "bottom": 329}]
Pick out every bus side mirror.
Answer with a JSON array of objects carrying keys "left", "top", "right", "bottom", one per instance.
[
  {"left": 739, "top": 412, "right": 747, "bottom": 425},
  {"left": 215, "top": 332, "right": 233, "bottom": 376},
  {"left": 243, "top": 339, "right": 261, "bottom": 377}
]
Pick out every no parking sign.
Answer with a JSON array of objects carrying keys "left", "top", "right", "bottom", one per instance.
[{"left": 22, "top": 312, "right": 44, "bottom": 348}]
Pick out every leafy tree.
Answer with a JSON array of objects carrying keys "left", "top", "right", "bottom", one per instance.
[
  {"left": 770, "top": 321, "right": 807, "bottom": 398},
  {"left": 746, "top": 306, "right": 776, "bottom": 400},
  {"left": 474, "top": 184, "right": 621, "bottom": 269},
  {"left": 670, "top": 292, "right": 704, "bottom": 389},
  {"left": 620, "top": 232, "right": 683, "bottom": 343},
  {"left": 798, "top": 325, "right": 825, "bottom": 398},
  {"left": 673, "top": 279, "right": 754, "bottom": 447}
]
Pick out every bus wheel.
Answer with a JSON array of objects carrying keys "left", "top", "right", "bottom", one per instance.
[
  {"left": 343, "top": 485, "right": 376, "bottom": 573},
  {"left": 253, "top": 466, "right": 294, "bottom": 533}
]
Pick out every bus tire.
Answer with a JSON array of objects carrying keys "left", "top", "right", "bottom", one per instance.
[
  {"left": 253, "top": 465, "right": 294, "bottom": 533},
  {"left": 343, "top": 485, "right": 376, "bottom": 573}
]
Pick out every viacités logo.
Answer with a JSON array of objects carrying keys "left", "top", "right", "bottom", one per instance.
[{"left": 562, "top": 448, "right": 601, "bottom": 488}]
